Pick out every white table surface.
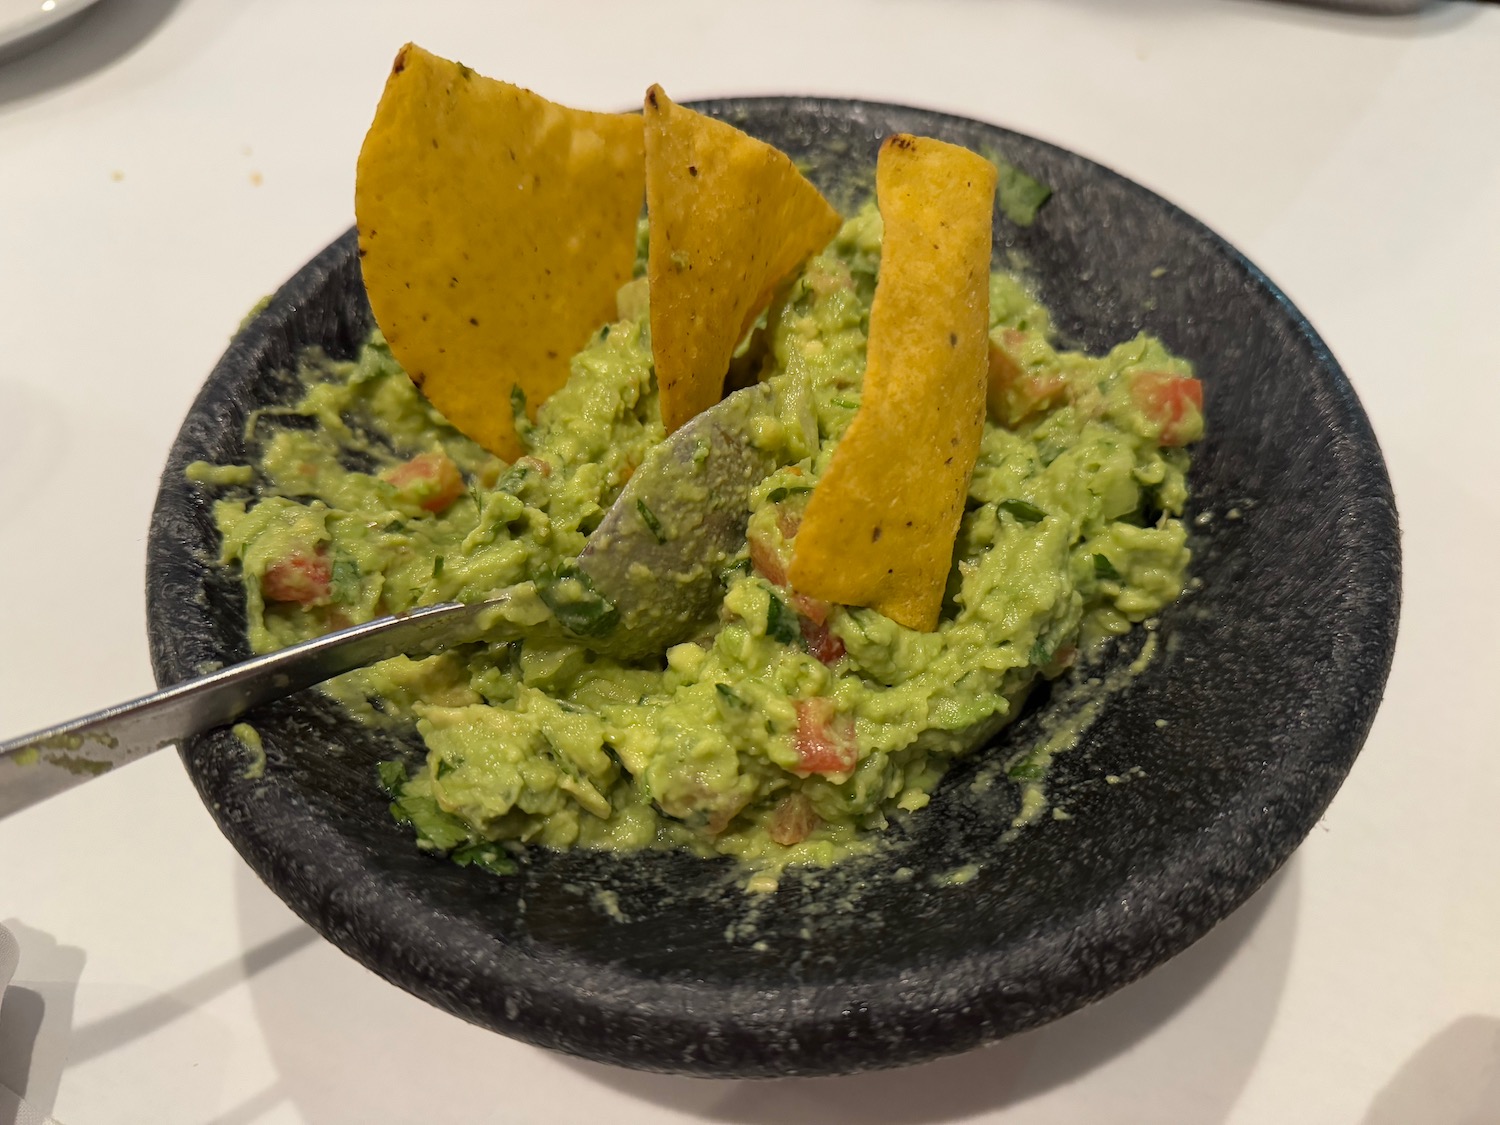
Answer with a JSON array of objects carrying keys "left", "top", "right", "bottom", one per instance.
[{"left": 2, "top": 1, "right": 1497, "bottom": 1121}]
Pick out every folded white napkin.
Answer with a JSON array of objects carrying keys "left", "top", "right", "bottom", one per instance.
[{"left": 0, "top": 923, "right": 64, "bottom": 1125}]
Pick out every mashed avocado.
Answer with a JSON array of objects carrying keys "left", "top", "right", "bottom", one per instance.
[{"left": 206, "top": 205, "right": 1200, "bottom": 879}]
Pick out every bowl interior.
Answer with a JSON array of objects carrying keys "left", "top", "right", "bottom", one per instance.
[{"left": 146, "top": 98, "right": 1399, "bottom": 1077}]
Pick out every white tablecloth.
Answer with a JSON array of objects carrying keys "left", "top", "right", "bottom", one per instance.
[{"left": 2, "top": 1, "right": 1498, "bottom": 1121}]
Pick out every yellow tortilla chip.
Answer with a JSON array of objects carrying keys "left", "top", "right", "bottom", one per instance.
[
  {"left": 788, "top": 134, "right": 996, "bottom": 632},
  {"left": 356, "top": 44, "right": 644, "bottom": 460},
  {"left": 644, "top": 86, "right": 841, "bottom": 433}
]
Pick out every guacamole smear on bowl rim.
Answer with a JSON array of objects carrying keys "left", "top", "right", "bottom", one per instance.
[{"left": 201, "top": 200, "right": 1203, "bottom": 885}]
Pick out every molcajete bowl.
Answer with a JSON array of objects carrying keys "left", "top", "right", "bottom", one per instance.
[{"left": 145, "top": 97, "right": 1399, "bottom": 1077}]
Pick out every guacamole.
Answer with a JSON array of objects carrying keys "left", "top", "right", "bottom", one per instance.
[{"left": 204, "top": 205, "right": 1201, "bottom": 878}]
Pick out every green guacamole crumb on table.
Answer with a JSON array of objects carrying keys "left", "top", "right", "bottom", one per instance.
[{"left": 202, "top": 204, "right": 1203, "bottom": 882}]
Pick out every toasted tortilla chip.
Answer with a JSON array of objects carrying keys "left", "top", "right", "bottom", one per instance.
[
  {"left": 356, "top": 44, "right": 644, "bottom": 460},
  {"left": 788, "top": 135, "right": 996, "bottom": 632},
  {"left": 644, "top": 86, "right": 841, "bottom": 433}
]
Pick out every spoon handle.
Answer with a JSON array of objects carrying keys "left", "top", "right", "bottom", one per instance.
[{"left": 0, "top": 600, "right": 500, "bottom": 819}]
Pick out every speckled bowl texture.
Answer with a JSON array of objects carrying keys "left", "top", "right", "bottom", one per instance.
[{"left": 146, "top": 99, "right": 1400, "bottom": 1077}]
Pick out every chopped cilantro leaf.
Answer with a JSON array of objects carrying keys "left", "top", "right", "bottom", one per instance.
[
  {"left": 998, "top": 498, "right": 1046, "bottom": 524},
  {"left": 540, "top": 562, "right": 620, "bottom": 637},
  {"left": 330, "top": 555, "right": 362, "bottom": 603},
  {"left": 376, "top": 759, "right": 408, "bottom": 797},
  {"left": 636, "top": 499, "right": 667, "bottom": 544},
  {"left": 766, "top": 594, "right": 800, "bottom": 644},
  {"left": 715, "top": 682, "right": 747, "bottom": 709},
  {"left": 450, "top": 841, "right": 518, "bottom": 877},
  {"left": 391, "top": 793, "right": 470, "bottom": 851},
  {"left": 1093, "top": 553, "right": 1122, "bottom": 581},
  {"left": 1007, "top": 756, "right": 1046, "bottom": 782},
  {"left": 718, "top": 555, "right": 751, "bottom": 584}
]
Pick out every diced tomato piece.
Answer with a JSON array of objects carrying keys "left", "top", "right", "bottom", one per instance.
[
  {"left": 749, "top": 531, "right": 787, "bottom": 587},
  {"left": 987, "top": 336, "right": 1067, "bottom": 427},
  {"left": 1131, "top": 372, "right": 1204, "bottom": 447},
  {"left": 793, "top": 698, "right": 858, "bottom": 776},
  {"left": 382, "top": 451, "right": 465, "bottom": 513},
  {"left": 261, "top": 548, "right": 331, "bottom": 605},
  {"left": 776, "top": 506, "right": 802, "bottom": 540},
  {"left": 789, "top": 593, "right": 829, "bottom": 626},
  {"left": 768, "top": 792, "right": 821, "bottom": 846},
  {"left": 515, "top": 455, "right": 553, "bottom": 478},
  {"left": 799, "top": 615, "right": 846, "bottom": 665},
  {"left": 792, "top": 595, "right": 844, "bottom": 664}
]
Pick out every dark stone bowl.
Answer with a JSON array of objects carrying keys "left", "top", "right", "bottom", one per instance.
[{"left": 145, "top": 98, "right": 1399, "bottom": 1077}]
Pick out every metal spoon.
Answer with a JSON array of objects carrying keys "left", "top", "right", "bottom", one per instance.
[{"left": 0, "top": 383, "right": 779, "bottom": 818}]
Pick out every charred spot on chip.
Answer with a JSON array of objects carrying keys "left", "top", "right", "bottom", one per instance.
[
  {"left": 391, "top": 45, "right": 409, "bottom": 74},
  {"left": 688, "top": 165, "right": 698, "bottom": 177},
  {"left": 469, "top": 317, "right": 478, "bottom": 326},
  {"left": 950, "top": 332, "right": 958, "bottom": 346}
]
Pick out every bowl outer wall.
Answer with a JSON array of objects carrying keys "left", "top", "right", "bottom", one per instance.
[{"left": 145, "top": 97, "right": 1400, "bottom": 1077}]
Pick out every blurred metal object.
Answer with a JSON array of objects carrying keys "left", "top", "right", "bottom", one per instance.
[{"left": 1279, "top": 0, "right": 1440, "bottom": 12}]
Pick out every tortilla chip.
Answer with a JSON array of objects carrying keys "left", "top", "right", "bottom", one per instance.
[
  {"left": 356, "top": 44, "right": 644, "bottom": 460},
  {"left": 643, "top": 86, "right": 841, "bottom": 433},
  {"left": 788, "top": 134, "right": 996, "bottom": 632}
]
